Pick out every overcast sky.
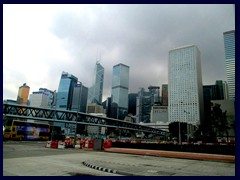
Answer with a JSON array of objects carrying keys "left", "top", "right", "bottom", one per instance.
[{"left": 3, "top": 4, "right": 235, "bottom": 101}]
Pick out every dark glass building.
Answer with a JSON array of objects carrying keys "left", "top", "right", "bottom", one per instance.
[
  {"left": 71, "top": 83, "right": 88, "bottom": 113},
  {"left": 56, "top": 71, "right": 78, "bottom": 110},
  {"left": 162, "top": 84, "right": 168, "bottom": 106},
  {"left": 128, "top": 93, "right": 137, "bottom": 116},
  {"left": 203, "top": 80, "right": 225, "bottom": 134}
]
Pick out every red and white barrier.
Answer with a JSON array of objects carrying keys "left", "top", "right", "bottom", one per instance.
[
  {"left": 46, "top": 141, "right": 51, "bottom": 148},
  {"left": 58, "top": 140, "right": 65, "bottom": 149}
]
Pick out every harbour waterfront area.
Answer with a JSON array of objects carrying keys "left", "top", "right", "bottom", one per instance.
[{"left": 3, "top": 141, "right": 235, "bottom": 176}]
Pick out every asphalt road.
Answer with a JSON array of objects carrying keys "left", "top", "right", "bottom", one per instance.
[{"left": 3, "top": 141, "right": 235, "bottom": 176}]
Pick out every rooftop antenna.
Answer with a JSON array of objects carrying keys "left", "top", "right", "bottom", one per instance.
[{"left": 96, "top": 50, "right": 101, "bottom": 64}]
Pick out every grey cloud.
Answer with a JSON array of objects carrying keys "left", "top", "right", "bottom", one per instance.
[{"left": 50, "top": 4, "right": 234, "bottom": 100}]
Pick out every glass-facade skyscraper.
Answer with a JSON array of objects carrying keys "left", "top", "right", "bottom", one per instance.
[
  {"left": 168, "top": 45, "right": 204, "bottom": 125},
  {"left": 56, "top": 71, "right": 78, "bottom": 110},
  {"left": 72, "top": 83, "right": 88, "bottom": 113},
  {"left": 87, "top": 62, "right": 104, "bottom": 105},
  {"left": 111, "top": 63, "right": 129, "bottom": 120},
  {"left": 223, "top": 30, "right": 235, "bottom": 100}
]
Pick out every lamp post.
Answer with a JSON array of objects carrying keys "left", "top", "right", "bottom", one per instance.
[
  {"left": 184, "top": 110, "right": 191, "bottom": 143},
  {"left": 51, "top": 96, "right": 65, "bottom": 141}
]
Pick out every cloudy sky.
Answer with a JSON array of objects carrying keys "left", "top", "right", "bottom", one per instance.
[{"left": 3, "top": 4, "right": 235, "bottom": 101}]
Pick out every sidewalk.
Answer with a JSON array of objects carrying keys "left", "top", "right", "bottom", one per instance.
[{"left": 104, "top": 148, "right": 235, "bottom": 163}]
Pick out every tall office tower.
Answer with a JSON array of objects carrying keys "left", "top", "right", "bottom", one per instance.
[
  {"left": 136, "top": 88, "right": 151, "bottom": 123},
  {"left": 148, "top": 86, "right": 160, "bottom": 104},
  {"left": 223, "top": 30, "right": 235, "bottom": 100},
  {"left": 87, "top": 62, "right": 104, "bottom": 105},
  {"left": 203, "top": 80, "right": 225, "bottom": 132},
  {"left": 168, "top": 45, "right": 204, "bottom": 126},
  {"left": 136, "top": 87, "right": 159, "bottom": 123},
  {"left": 38, "top": 88, "right": 55, "bottom": 107},
  {"left": 128, "top": 93, "right": 138, "bottom": 116},
  {"left": 102, "top": 97, "right": 112, "bottom": 117},
  {"left": 16, "top": 83, "right": 30, "bottom": 105},
  {"left": 71, "top": 83, "right": 88, "bottom": 113},
  {"left": 29, "top": 91, "right": 49, "bottom": 108},
  {"left": 56, "top": 71, "right": 78, "bottom": 110},
  {"left": 215, "top": 80, "right": 225, "bottom": 100},
  {"left": 223, "top": 81, "right": 229, "bottom": 100},
  {"left": 162, "top": 84, "right": 168, "bottom": 106},
  {"left": 111, "top": 63, "right": 129, "bottom": 120}
]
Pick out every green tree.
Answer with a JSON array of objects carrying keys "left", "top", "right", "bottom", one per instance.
[{"left": 211, "top": 103, "right": 229, "bottom": 142}]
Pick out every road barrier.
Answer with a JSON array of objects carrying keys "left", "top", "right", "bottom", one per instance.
[
  {"left": 103, "top": 139, "right": 112, "bottom": 149},
  {"left": 74, "top": 138, "right": 82, "bottom": 149},
  {"left": 50, "top": 141, "right": 58, "bottom": 148},
  {"left": 58, "top": 141, "right": 65, "bottom": 149},
  {"left": 46, "top": 141, "right": 51, "bottom": 148}
]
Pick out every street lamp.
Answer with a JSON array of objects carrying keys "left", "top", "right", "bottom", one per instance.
[
  {"left": 184, "top": 110, "right": 191, "bottom": 143},
  {"left": 51, "top": 96, "right": 65, "bottom": 141}
]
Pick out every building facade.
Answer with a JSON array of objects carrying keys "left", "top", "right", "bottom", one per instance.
[
  {"left": 150, "top": 105, "right": 168, "bottom": 123},
  {"left": 223, "top": 30, "right": 235, "bottom": 100},
  {"left": 16, "top": 83, "right": 30, "bottom": 105},
  {"left": 38, "top": 88, "right": 56, "bottom": 107},
  {"left": 71, "top": 83, "right": 88, "bottom": 113},
  {"left": 211, "top": 100, "right": 235, "bottom": 141},
  {"left": 87, "top": 62, "right": 104, "bottom": 105},
  {"left": 56, "top": 71, "right": 78, "bottom": 110},
  {"left": 136, "top": 86, "right": 160, "bottom": 123},
  {"left": 111, "top": 63, "right": 129, "bottom": 120},
  {"left": 168, "top": 45, "right": 204, "bottom": 126},
  {"left": 162, "top": 84, "right": 168, "bottom": 106},
  {"left": 128, "top": 93, "right": 137, "bottom": 116},
  {"left": 29, "top": 92, "right": 49, "bottom": 108},
  {"left": 87, "top": 103, "right": 105, "bottom": 114}
]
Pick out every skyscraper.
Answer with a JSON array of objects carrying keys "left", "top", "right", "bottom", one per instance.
[
  {"left": 111, "top": 63, "right": 129, "bottom": 120},
  {"left": 16, "top": 83, "right": 30, "bottom": 105},
  {"left": 56, "top": 71, "right": 78, "bottom": 110},
  {"left": 162, "top": 84, "right": 168, "bottom": 106},
  {"left": 29, "top": 91, "right": 49, "bottom": 108},
  {"left": 168, "top": 45, "right": 204, "bottom": 126},
  {"left": 136, "top": 86, "right": 160, "bottom": 123},
  {"left": 87, "top": 62, "right": 104, "bottom": 105},
  {"left": 38, "top": 88, "right": 56, "bottom": 107},
  {"left": 223, "top": 30, "right": 235, "bottom": 100},
  {"left": 71, "top": 83, "right": 88, "bottom": 113}
]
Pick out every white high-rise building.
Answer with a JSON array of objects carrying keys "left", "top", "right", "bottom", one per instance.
[
  {"left": 223, "top": 30, "right": 235, "bottom": 100},
  {"left": 168, "top": 45, "right": 204, "bottom": 125},
  {"left": 29, "top": 92, "right": 49, "bottom": 108}
]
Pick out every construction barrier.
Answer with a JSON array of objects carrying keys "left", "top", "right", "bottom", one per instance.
[
  {"left": 58, "top": 140, "right": 65, "bottom": 149},
  {"left": 88, "top": 139, "right": 94, "bottom": 148},
  {"left": 74, "top": 138, "right": 82, "bottom": 149},
  {"left": 103, "top": 139, "right": 112, "bottom": 149},
  {"left": 64, "top": 137, "right": 74, "bottom": 148},
  {"left": 51, "top": 140, "right": 58, "bottom": 148},
  {"left": 83, "top": 138, "right": 94, "bottom": 149},
  {"left": 81, "top": 139, "right": 86, "bottom": 148},
  {"left": 46, "top": 141, "right": 51, "bottom": 148}
]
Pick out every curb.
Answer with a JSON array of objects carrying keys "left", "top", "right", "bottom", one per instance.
[
  {"left": 82, "top": 161, "right": 117, "bottom": 174},
  {"left": 104, "top": 148, "right": 235, "bottom": 163},
  {"left": 82, "top": 161, "right": 135, "bottom": 176}
]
